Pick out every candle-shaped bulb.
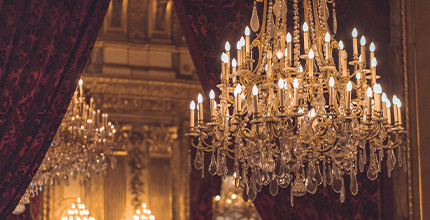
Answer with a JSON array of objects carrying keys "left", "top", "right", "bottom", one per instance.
[
  {"left": 265, "top": 64, "right": 268, "bottom": 72},
  {"left": 371, "top": 57, "right": 377, "bottom": 67},
  {"left": 276, "top": 50, "right": 283, "bottom": 59},
  {"left": 356, "top": 72, "right": 361, "bottom": 79},
  {"left": 221, "top": 53, "right": 228, "bottom": 63},
  {"left": 308, "top": 49, "right": 314, "bottom": 59},
  {"left": 309, "top": 108, "right": 316, "bottom": 117},
  {"left": 236, "top": 41, "right": 241, "bottom": 50},
  {"left": 252, "top": 84, "right": 258, "bottom": 95},
  {"left": 360, "top": 36, "right": 366, "bottom": 45},
  {"left": 209, "top": 90, "right": 215, "bottom": 99},
  {"left": 240, "top": 37, "right": 245, "bottom": 45},
  {"left": 373, "top": 83, "right": 382, "bottom": 94},
  {"left": 299, "top": 65, "right": 303, "bottom": 72},
  {"left": 190, "top": 101, "right": 196, "bottom": 110},
  {"left": 370, "top": 42, "right": 375, "bottom": 52},
  {"left": 278, "top": 78, "right": 284, "bottom": 88},
  {"left": 386, "top": 99, "right": 391, "bottom": 108},
  {"left": 293, "top": 78, "right": 299, "bottom": 88},
  {"left": 225, "top": 41, "right": 230, "bottom": 51},
  {"left": 352, "top": 28, "right": 358, "bottom": 37},
  {"left": 359, "top": 55, "right": 362, "bottom": 61},
  {"left": 325, "top": 32, "right": 330, "bottom": 42},
  {"left": 234, "top": 84, "right": 242, "bottom": 96},
  {"left": 329, "top": 77, "right": 335, "bottom": 87},
  {"left": 245, "top": 26, "right": 250, "bottom": 36},
  {"left": 366, "top": 87, "right": 373, "bottom": 97},
  {"left": 339, "top": 40, "right": 344, "bottom": 50},
  {"left": 232, "top": 58, "right": 237, "bottom": 67},
  {"left": 79, "top": 79, "right": 83, "bottom": 85},
  {"left": 286, "top": 32, "right": 292, "bottom": 42},
  {"left": 198, "top": 93, "right": 203, "bottom": 103},
  {"left": 382, "top": 92, "right": 388, "bottom": 102},
  {"left": 284, "top": 48, "right": 288, "bottom": 57},
  {"left": 303, "top": 22, "right": 308, "bottom": 32},
  {"left": 347, "top": 81, "right": 352, "bottom": 91}
]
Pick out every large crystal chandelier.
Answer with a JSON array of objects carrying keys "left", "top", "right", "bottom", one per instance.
[
  {"left": 62, "top": 198, "right": 96, "bottom": 220},
  {"left": 186, "top": 0, "right": 407, "bottom": 204},
  {"left": 133, "top": 203, "right": 155, "bottom": 220},
  {"left": 20, "top": 79, "right": 116, "bottom": 203}
]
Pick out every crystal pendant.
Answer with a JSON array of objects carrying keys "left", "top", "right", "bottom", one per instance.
[
  {"left": 327, "top": 163, "right": 333, "bottom": 186},
  {"left": 359, "top": 148, "right": 365, "bottom": 173},
  {"left": 315, "top": 164, "right": 323, "bottom": 186},
  {"left": 305, "top": 174, "right": 317, "bottom": 194},
  {"left": 274, "top": 0, "right": 282, "bottom": 18},
  {"left": 261, "top": 170, "right": 271, "bottom": 186},
  {"left": 367, "top": 153, "right": 379, "bottom": 181},
  {"left": 350, "top": 167, "right": 358, "bottom": 196},
  {"left": 387, "top": 149, "right": 396, "bottom": 178},
  {"left": 292, "top": 173, "right": 306, "bottom": 197},
  {"left": 277, "top": 164, "right": 290, "bottom": 188},
  {"left": 340, "top": 178, "right": 345, "bottom": 203},
  {"left": 249, "top": 174, "right": 257, "bottom": 201},
  {"left": 250, "top": 3, "right": 260, "bottom": 32},
  {"left": 398, "top": 144, "right": 403, "bottom": 167},
  {"left": 209, "top": 151, "right": 217, "bottom": 176},
  {"left": 194, "top": 149, "right": 203, "bottom": 170},
  {"left": 270, "top": 174, "right": 279, "bottom": 196},
  {"left": 332, "top": 176, "right": 343, "bottom": 193}
]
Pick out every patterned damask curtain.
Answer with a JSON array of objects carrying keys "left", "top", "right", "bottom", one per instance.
[{"left": 0, "top": 0, "right": 110, "bottom": 217}]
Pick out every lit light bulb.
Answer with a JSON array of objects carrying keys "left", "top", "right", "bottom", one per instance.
[
  {"left": 142, "top": 203, "right": 147, "bottom": 208},
  {"left": 293, "top": 78, "right": 299, "bottom": 88},
  {"left": 225, "top": 41, "right": 230, "bottom": 51},
  {"left": 382, "top": 92, "right": 388, "bottom": 102},
  {"left": 359, "top": 55, "right": 362, "bottom": 61},
  {"left": 360, "top": 36, "right": 366, "bottom": 45},
  {"left": 329, "top": 77, "right": 335, "bottom": 87},
  {"left": 240, "top": 36, "right": 245, "bottom": 45},
  {"left": 303, "top": 22, "right": 308, "bottom": 32},
  {"left": 352, "top": 28, "right": 358, "bottom": 37},
  {"left": 347, "top": 81, "right": 352, "bottom": 91},
  {"left": 232, "top": 58, "right": 237, "bottom": 67},
  {"left": 299, "top": 65, "right": 303, "bottom": 72},
  {"left": 386, "top": 99, "right": 391, "bottom": 108},
  {"left": 77, "top": 198, "right": 81, "bottom": 203},
  {"left": 78, "top": 79, "right": 83, "bottom": 85},
  {"left": 371, "top": 57, "right": 377, "bottom": 67},
  {"left": 276, "top": 50, "right": 283, "bottom": 59},
  {"left": 367, "top": 87, "right": 373, "bottom": 97},
  {"left": 373, "top": 83, "right": 382, "bottom": 94},
  {"left": 370, "top": 42, "right": 375, "bottom": 52},
  {"left": 209, "top": 90, "right": 215, "bottom": 99},
  {"left": 278, "top": 78, "right": 284, "bottom": 89},
  {"left": 252, "top": 84, "right": 258, "bottom": 95},
  {"left": 286, "top": 32, "right": 292, "bottom": 42},
  {"left": 231, "top": 194, "right": 237, "bottom": 199},
  {"left": 325, "top": 32, "right": 330, "bottom": 42},
  {"left": 308, "top": 49, "right": 314, "bottom": 59},
  {"left": 339, "top": 40, "right": 344, "bottom": 50},
  {"left": 197, "top": 94, "right": 203, "bottom": 103},
  {"left": 245, "top": 26, "right": 250, "bottom": 36},
  {"left": 215, "top": 195, "right": 221, "bottom": 201},
  {"left": 284, "top": 48, "right": 288, "bottom": 57},
  {"left": 234, "top": 84, "right": 242, "bottom": 96},
  {"left": 236, "top": 41, "right": 241, "bottom": 50},
  {"left": 309, "top": 108, "right": 316, "bottom": 117},
  {"left": 356, "top": 72, "right": 361, "bottom": 79},
  {"left": 221, "top": 52, "right": 228, "bottom": 63}
]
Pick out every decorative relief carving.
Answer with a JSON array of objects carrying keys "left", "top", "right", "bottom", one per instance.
[{"left": 143, "top": 125, "right": 177, "bottom": 158}]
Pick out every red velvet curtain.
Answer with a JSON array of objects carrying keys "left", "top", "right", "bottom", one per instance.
[
  {"left": 0, "top": 0, "right": 110, "bottom": 218},
  {"left": 173, "top": 0, "right": 393, "bottom": 219}
]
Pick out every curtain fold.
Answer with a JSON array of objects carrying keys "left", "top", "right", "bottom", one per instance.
[
  {"left": 173, "top": 0, "right": 393, "bottom": 219},
  {"left": 0, "top": 0, "right": 110, "bottom": 218}
]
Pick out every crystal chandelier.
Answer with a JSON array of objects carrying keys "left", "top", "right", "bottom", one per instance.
[
  {"left": 133, "top": 203, "right": 155, "bottom": 220},
  {"left": 20, "top": 79, "right": 117, "bottom": 204},
  {"left": 186, "top": 0, "right": 407, "bottom": 204},
  {"left": 62, "top": 198, "right": 96, "bottom": 220}
]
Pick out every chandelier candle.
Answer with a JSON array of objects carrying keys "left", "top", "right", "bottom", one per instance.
[
  {"left": 308, "top": 49, "right": 314, "bottom": 78},
  {"left": 360, "top": 36, "right": 366, "bottom": 66},
  {"left": 222, "top": 53, "right": 229, "bottom": 80},
  {"left": 370, "top": 42, "right": 375, "bottom": 65},
  {"left": 325, "top": 32, "right": 331, "bottom": 60},
  {"left": 185, "top": 0, "right": 406, "bottom": 204},
  {"left": 352, "top": 28, "right": 358, "bottom": 56},
  {"left": 371, "top": 57, "right": 377, "bottom": 86},
  {"left": 245, "top": 27, "right": 250, "bottom": 53},
  {"left": 225, "top": 42, "right": 231, "bottom": 70},
  {"left": 373, "top": 83, "right": 382, "bottom": 113},
  {"left": 198, "top": 93, "right": 203, "bottom": 123},
  {"left": 190, "top": 101, "right": 195, "bottom": 128},
  {"left": 286, "top": 32, "right": 292, "bottom": 61},
  {"left": 303, "top": 22, "right": 309, "bottom": 51},
  {"left": 252, "top": 85, "right": 259, "bottom": 113},
  {"left": 346, "top": 81, "right": 352, "bottom": 110}
]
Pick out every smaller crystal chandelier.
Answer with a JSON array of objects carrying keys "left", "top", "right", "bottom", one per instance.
[
  {"left": 213, "top": 173, "right": 261, "bottom": 220},
  {"left": 62, "top": 198, "right": 95, "bottom": 220},
  {"left": 133, "top": 203, "right": 155, "bottom": 220},
  {"left": 20, "top": 79, "right": 117, "bottom": 204}
]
